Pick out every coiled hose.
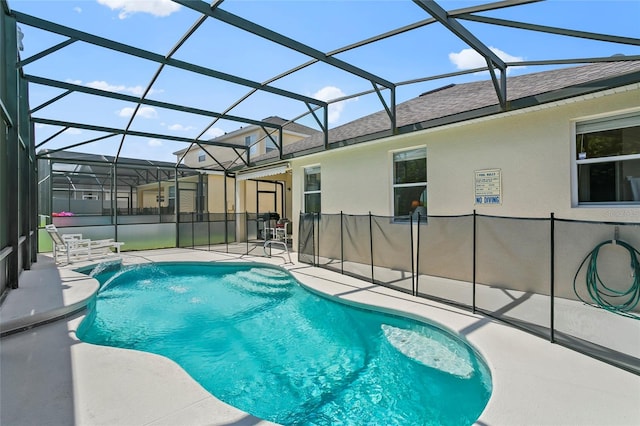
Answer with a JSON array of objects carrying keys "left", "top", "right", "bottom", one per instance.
[{"left": 573, "top": 239, "right": 640, "bottom": 320}]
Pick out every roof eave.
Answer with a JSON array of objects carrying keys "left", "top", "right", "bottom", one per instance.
[
  {"left": 231, "top": 68, "right": 640, "bottom": 167},
  {"left": 316, "top": 69, "right": 640, "bottom": 153}
]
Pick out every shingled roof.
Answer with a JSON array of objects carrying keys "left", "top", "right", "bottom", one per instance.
[
  {"left": 262, "top": 116, "right": 320, "bottom": 136},
  {"left": 253, "top": 61, "right": 640, "bottom": 164},
  {"left": 172, "top": 115, "right": 319, "bottom": 157}
]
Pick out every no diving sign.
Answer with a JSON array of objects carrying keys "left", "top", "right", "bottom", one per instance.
[{"left": 475, "top": 169, "right": 502, "bottom": 205}]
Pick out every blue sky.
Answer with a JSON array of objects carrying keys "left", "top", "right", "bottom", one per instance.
[{"left": 12, "top": 0, "right": 640, "bottom": 162}]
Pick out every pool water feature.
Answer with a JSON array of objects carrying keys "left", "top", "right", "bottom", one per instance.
[{"left": 78, "top": 262, "right": 492, "bottom": 425}]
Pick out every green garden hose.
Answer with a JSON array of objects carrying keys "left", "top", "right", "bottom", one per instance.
[{"left": 573, "top": 239, "right": 640, "bottom": 320}]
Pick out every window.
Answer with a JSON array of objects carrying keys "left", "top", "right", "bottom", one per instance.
[
  {"left": 197, "top": 150, "right": 206, "bottom": 162},
  {"left": 245, "top": 134, "right": 257, "bottom": 156},
  {"left": 303, "top": 166, "right": 321, "bottom": 213},
  {"left": 168, "top": 185, "right": 176, "bottom": 210},
  {"left": 393, "top": 147, "right": 427, "bottom": 217},
  {"left": 575, "top": 112, "right": 640, "bottom": 204},
  {"left": 265, "top": 133, "right": 279, "bottom": 153}
]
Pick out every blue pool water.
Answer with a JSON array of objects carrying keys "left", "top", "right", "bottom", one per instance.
[{"left": 77, "top": 262, "right": 492, "bottom": 425}]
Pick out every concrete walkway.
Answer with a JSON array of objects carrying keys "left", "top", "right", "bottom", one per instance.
[{"left": 1, "top": 249, "right": 639, "bottom": 425}]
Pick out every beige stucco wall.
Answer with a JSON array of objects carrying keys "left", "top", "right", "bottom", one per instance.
[
  {"left": 245, "top": 131, "right": 308, "bottom": 159},
  {"left": 206, "top": 174, "right": 234, "bottom": 213},
  {"left": 180, "top": 144, "right": 245, "bottom": 167},
  {"left": 236, "top": 174, "right": 290, "bottom": 216},
  {"left": 289, "top": 86, "right": 639, "bottom": 301},
  {"left": 291, "top": 86, "right": 640, "bottom": 223},
  {"left": 178, "top": 129, "right": 310, "bottom": 169},
  {"left": 137, "top": 182, "right": 173, "bottom": 209}
]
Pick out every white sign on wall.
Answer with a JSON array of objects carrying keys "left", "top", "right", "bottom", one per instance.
[{"left": 475, "top": 169, "right": 502, "bottom": 205}]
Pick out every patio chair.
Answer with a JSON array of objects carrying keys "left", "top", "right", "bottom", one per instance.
[
  {"left": 274, "top": 218, "right": 291, "bottom": 244},
  {"left": 45, "top": 224, "right": 124, "bottom": 264}
]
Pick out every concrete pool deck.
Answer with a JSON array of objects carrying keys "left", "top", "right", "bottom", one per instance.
[{"left": 1, "top": 248, "right": 639, "bottom": 425}]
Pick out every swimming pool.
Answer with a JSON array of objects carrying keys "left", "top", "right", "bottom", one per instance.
[{"left": 77, "top": 262, "right": 492, "bottom": 425}]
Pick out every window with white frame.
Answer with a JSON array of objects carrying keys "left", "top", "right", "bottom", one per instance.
[
  {"left": 303, "top": 165, "right": 321, "bottom": 213},
  {"left": 575, "top": 112, "right": 640, "bottom": 204},
  {"left": 197, "top": 149, "right": 206, "bottom": 162},
  {"left": 393, "top": 147, "right": 427, "bottom": 217}
]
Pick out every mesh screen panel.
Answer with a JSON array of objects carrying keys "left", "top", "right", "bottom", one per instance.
[
  {"left": 475, "top": 215, "right": 551, "bottom": 338},
  {"left": 117, "top": 223, "right": 175, "bottom": 250},
  {"left": 224, "top": 214, "right": 251, "bottom": 255},
  {"left": 417, "top": 215, "right": 473, "bottom": 307},
  {"left": 342, "top": 214, "right": 373, "bottom": 282},
  {"left": 207, "top": 221, "right": 226, "bottom": 245},
  {"left": 371, "top": 215, "right": 413, "bottom": 293},
  {"left": 178, "top": 222, "right": 193, "bottom": 248},
  {"left": 161, "top": 214, "right": 176, "bottom": 223},
  {"left": 193, "top": 223, "right": 210, "bottom": 247},
  {"left": 224, "top": 218, "right": 237, "bottom": 244},
  {"left": 555, "top": 220, "right": 640, "bottom": 303},
  {"left": 246, "top": 213, "right": 259, "bottom": 241},
  {"left": 298, "top": 213, "right": 315, "bottom": 265},
  {"left": 554, "top": 219, "right": 640, "bottom": 372},
  {"left": 317, "top": 214, "right": 342, "bottom": 269}
]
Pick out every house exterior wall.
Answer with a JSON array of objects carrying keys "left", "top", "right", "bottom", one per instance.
[
  {"left": 206, "top": 174, "right": 234, "bottom": 213},
  {"left": 137, "top": 182, "right": 172, "bottom": 209},
  {"left": 132, "top": 174, "right": 238, "bottom": 214},
  {"left": 291, "top": 86, "right": 640, "bottom": 224},
  {"left": 178, "top": 128, "right": 311, "bottom": 169},
  {"left": 180, "top": 143, "right": 245, "bottom": 168},
  {"left": 289, "top": 87, "right": 639, "bottom": 303},
  {"left": 237, "top": 176, "right": 289, "bottom": 215}
]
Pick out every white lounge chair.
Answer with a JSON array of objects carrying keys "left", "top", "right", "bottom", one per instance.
[{"left": 45, "top": 224, "right": 124, "bottom": 264}]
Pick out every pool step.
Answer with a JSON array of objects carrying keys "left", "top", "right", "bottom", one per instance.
[{"left": 381, "top": 324, "right": 474, "bottom": 378}]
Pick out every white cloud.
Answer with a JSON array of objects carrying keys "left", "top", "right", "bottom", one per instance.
[
  {"left": 118, "top": 106, "right": 157, "bottom": 118},
  {"left": 167, "top": 124, "right": 194, "bottom": 132},
  {"left": 66, "top": 128, "right": 82, "bottom": 135},
  {"left": 73, "top": 7, "right": 82, "bottom": 13},
  {"left": 449, "top": 47, "right": 524, "bottom": 72},
  {"left": 85, "top": 80, "right": 160, "bottom": 96},
  {"left": 117, "top": 107, "right": 133, "bottom": 117},
  {"left": 66, "top": 78, "right": 83, "bottom": 85},
  {"left": 87, "top": 80, "right": 126, "bottom": 92},
  {"left": 97, "top": 0, "right": 181, "bottom": 19},
  {"left": 148, "top": 139, "right": 163, "bottom": 147},
  {"left": 203, "top": 127, "right": 225, "bottom": 139},
  {"left": 313, "top": 86, "right": 357, "bottom": 124}
]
